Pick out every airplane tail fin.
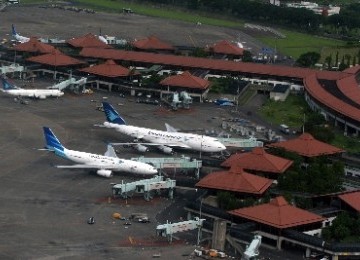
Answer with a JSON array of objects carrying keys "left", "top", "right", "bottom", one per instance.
[
  {"left": 0, "top": 76, "right": 17, "bottom": 91},
  {"left": 104, "top": 144, "right": 118, "bottom": 158},
  {"left": 11, "top": 24, "right": 17, "bottom": 36},
  {"left": 43, "top": 127, "right": 66, "bottom": 154},
  {"left": 102, "top": 102, "right": 126, "bottom": 125},
  {"left": 165, "top": 123, "right": 178, "bottom": 132}
]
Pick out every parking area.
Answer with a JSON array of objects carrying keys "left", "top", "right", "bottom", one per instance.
[{"left": 0, "top": 90, "right": 230, "bottom": 259}]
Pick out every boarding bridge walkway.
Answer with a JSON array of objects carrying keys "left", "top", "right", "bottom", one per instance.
[
  {"left": 156, "top": 217, "right": 205, "bottom": 243},
  {"left": 48, "top": 77, "right": 87, "bottom": 90},
  {"left": 112, "top": 175, "right": 176, "bottom": 201},
  {"left": 217, "top": 137, "right": 263, "bottom": 150},
  {"left": 131, "top": 155, "right": 202, "bottom": 179},
  {"left": 0, "top": 64, "right": 24, "bottom": 74}
]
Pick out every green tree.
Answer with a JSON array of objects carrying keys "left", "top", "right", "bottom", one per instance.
[
  {"left": 296, "top": 52, "right": 320, "bottom": 67},
  {"left": 242, "top": 50, "right": 253, "bottom": 62},
  {"left": 330, "top": 212, "right": 353, "bottom": 241},
  {"left": 335, "top": 51, "right": 339, "bottom": 68},
  {"left": 191, "top": 47, "right": 208, "bottom": 58},
  {"left": 338, "top": 56, "right": 348, "bottom": 71},
  {"left": 345, "top": 54, "right": 351, "bottom": 67},
  {"left": 324, "top": 54, "right": 332, "bottom": 69}
]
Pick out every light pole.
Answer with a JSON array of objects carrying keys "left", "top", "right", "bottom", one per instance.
[
  {"left": 199, "top": 134, "right": 203, "bottom": 159},
  {"left": 197, "top": 197, "right": 203, "bottom": 246}
]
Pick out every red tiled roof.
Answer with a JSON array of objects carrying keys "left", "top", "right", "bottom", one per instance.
[
  {"left": 27, "top": 50, "right": 85, "bottom": 66},
  {"left": 13, "top": 37, "right": 55, "bottom": 53},
  {"left": 339, "top": 191, "right": 360, "bottom": 212},
  {"left": 208, "top": 40, "right": 244, "bottom": 55},
  {"left": 221, "top": 147, "right": 293, "bottom": 173},
  {"left": 343, "top": 65, "right": 360, "bottom": 75},
  {"left": 304, "top": 74, "right": 360, "bottom": 122},
  {"left": 79, "top": 48, "right": 347, "bottom": 80},
  {"left": 78, "top": 48, "right": 360, "bottom": 125},
  {"left": 229, "top": 196, "right": 325, "bottom": 229},
  {"left": 268, "top": 133, "right": 344, "bottom": 157},
  {"left": 336, "top": 75, "right": 360, "bottom": 104},
  {"left": 67, "top": 33, "right": 112, "bottom": 49},
  {"left": 159, "top": 71, "right": 210, "bottom": 90},
  {"left": 79, "top": 60, "right": 134, "bottom": 78},
  {"left": 132, "top": 36, "right": 174, "bottom": 51},
  {"left": 195, "top": 165, "right": 273, "bottom": 195}
]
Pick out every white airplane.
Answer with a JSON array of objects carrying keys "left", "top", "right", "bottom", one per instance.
[
  {"left": 12, "top": 24, "right": 30, "bottom": 43},
  {"left": 0, "top": 76, "right": 64, "bottom": 99},
  {"left": 98, "top": 35, "right": 108, "bottom": 44},
  {"left": 42, "top": 127, "right": 158, "bottom": 177},
  {"left": 100, "top": 102, "right": 227, "bottom": 154}
]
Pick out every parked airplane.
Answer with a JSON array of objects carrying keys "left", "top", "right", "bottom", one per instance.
[
  {"left": 0, "top": 76, "right": 64, "bottom": 99},
  {"left": 11, "top": 24, "right": 30, "bottom": 43},
  {"left": 100, "top": 102, "right": 227, "bottom": 154},
  {"left": 42, "top": 127, "right": 158, "bottom": 177}
]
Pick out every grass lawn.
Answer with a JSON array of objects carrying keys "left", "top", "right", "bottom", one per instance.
[
  {"left": 331, "top": 132, "right": 360, "bottom": 153},
  {"left": 257, "top": 30, "right": 345, "bottom": 59},
  {"left": 258, "top": 94, "right": 308, "bottom": 129},
  {"left": 258, "top": 94, "right": 360, "bottom": 153},
  {"left": 320, "top": 46, "right": 360, "bottom": 65},
  {"left": 69, "top": 0, "right": 242, "bottom": 27},
  {"left": 21, "top": 0, "right": 348, "bottom": 60}
]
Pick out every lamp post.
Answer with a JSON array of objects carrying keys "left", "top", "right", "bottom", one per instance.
[
  {"left": 197, "top": 197, "right": 203, "bottom": 246},
  {"left": 199, "top": 134, "right": 203, "bottom": 159}
]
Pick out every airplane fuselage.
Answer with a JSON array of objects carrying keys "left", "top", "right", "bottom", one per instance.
[
  {"left": 14, "top": 34, "right": 30, "bottom": 43},
  {"left": 103, "top": 122, "right": 226, "bottom": 152},
  {"left": 58, "top": 148, "right": 157, "bottom": 175},
  {"left": 5, "top": 89, "right": 64, "bottom": 99}
]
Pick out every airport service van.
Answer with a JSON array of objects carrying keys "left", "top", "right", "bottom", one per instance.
[{"left": 280, "top": 124, "right": 290, "bottom": 134}]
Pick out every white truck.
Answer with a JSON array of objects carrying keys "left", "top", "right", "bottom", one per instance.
[{"left": 279, "top": 124, "right": 290, "bottom": 134}]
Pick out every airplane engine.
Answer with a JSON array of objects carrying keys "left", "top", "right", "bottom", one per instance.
[
  {"left": 158, "top": 145, "right": 174, "bottom": 154},
  {"left": 97, "top": 169, "right": 112, "bottom": 178},
  {"left": 133, "top": 144, "right": 149, "bottom": 153}
]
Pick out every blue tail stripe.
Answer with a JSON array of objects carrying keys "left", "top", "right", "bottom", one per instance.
[
  {"left": 43, "top": 127, "right": 65, "bottom": 152},
  {"left": 11, "top": 24, "right": 16, "bottom": 36},
  {"left": 1, "top": 77, "right": 16, "bottom": 90},
  {"left": 102, "top": 102, "right": 126, "bottom": 125}
]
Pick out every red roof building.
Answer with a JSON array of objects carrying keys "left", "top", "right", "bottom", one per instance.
[
  {"left": 229, "top": 196, "right": 325, "bottom": 229},
  {"left": 27, "top": 50, "right": 85, "bottom": 67},
  {"left": 195, "top": 165, "right": 273, "bottom": 195},
  {"left": 79, "top": 48, "right": 346, "bottom": 80},
  {"left": 67, "top": 33, "right": 111, "bottom": 49},
  {"left": 132, "top": 36, "right": 174, "bottom": 52},
  {"left": 79, "top": 60, "right": 135, "bottom": 78},
  {"left": 13, "top": 37, "right": 55, "bottom": 54},
  {"left": 221, "top": 147, "right": 293, "bottom": 174},
  {"left": 338, "top": 191, "right": 360, "bottom": 212},
  {"left": 78, "top": 48, "right": 360, "bottom": 129},
  {"left": 159, "top": 71, "right": 210, "bottom": 90},
  {"left": 268, "top": 133, "right": 344, "bottom": 157},
  {"left": 207, "top": 40, "right": 244, "bottom": 56}
]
